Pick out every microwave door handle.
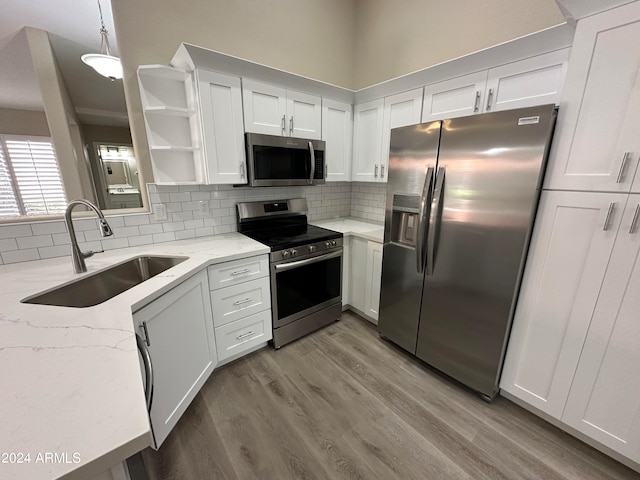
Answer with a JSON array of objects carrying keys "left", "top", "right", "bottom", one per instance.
[{"left": 308, "top": 141, "right": 315, "bottom": 185}]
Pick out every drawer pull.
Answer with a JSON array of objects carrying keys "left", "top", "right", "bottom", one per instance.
[
  {"left": 233, "top": 297, "right": 253, "bottom": 306},
  {"left": 231, "top": 269, "right": 251, "bottom": 276},
  {"left": 237, "top": 330, "right": 255, "bottom": 340}
]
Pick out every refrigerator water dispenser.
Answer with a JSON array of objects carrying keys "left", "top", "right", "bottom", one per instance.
[{"left": 390, "top": 194, "right": 420, "bottom": 248}]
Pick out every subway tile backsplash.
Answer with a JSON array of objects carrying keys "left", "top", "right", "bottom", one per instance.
[
  {"left": 350, "top": 182, "right": 386, "bottom": 223},
  {"left": 0, "top": 182, "right": 387, "bottom": 265},
  {"left": 0, "top": 181, "right": 391, "bottom": 265}
]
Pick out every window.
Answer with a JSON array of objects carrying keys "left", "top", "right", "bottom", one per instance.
[{"left": 0, "top": 135, "right": 67, "bottom": 217}]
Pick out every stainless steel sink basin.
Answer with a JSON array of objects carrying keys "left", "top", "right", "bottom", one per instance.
[{"left": 21, "top": 255, "right": 188, "bottom": 308}]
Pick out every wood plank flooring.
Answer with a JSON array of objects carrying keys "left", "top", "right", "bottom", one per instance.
[{"left": 141, "top": 312, "right": 640, "bottom": 480}]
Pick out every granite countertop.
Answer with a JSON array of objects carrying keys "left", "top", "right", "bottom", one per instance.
[
  {"left": 311, "top": 217, "right": 384, "bottom": 243},
  {"left": 0, "top": 233, "right": 269, "bottom": 480}
]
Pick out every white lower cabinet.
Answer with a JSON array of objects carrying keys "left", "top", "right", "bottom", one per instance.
[
  {"left": 562, "top": 195, "right": 640, "bottom": 462},
  {"left": 209, "top": 276, "right": 271, "bottom": 327},
  {"left": 364, "top": 241, "right": 383, "bottom": 320},
  {"left": 347, "top": 236, "right": 383, "bottom": 323},
  {"left": 502, "top": 192, "right": 640, "bottom": 465},
  {"left": 214, "top": 309, "right": 272, "bottom": 362},
  {"left": 133, "top": 269, "right": 217, "bottom": 448},
  {"left": 208, "top": 254, "right": 272, "bottom": 363}
]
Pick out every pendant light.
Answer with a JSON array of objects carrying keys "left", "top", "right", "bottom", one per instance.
[{"left": 81, "top": 0, "right": 123, "bottom": 81}]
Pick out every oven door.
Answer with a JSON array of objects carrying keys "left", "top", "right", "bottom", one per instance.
[
  {"left": 271, "top": 249, "right": 342, "bottom": 328},
  {"left": 246, "top": 133, "right": 325, "bottom": 187}
]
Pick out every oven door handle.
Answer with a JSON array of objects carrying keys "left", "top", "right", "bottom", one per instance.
[
  {"left": 274, "top": 249, "right": 342, "bottom": 272},
  {"left": 308, "top": 141, "right": 315, "bottom": 185}
]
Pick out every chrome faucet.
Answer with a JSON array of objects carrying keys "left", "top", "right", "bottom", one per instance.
[{"left": 65, "top": 199, "right": 114, "bottom": 273}]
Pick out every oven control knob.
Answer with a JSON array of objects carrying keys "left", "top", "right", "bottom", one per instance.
[
  {"left": 308, "top": 245, "right": 316, "bottom": 253},
  {"left": 325, "top": 241, "right": 331, "bottom": 249},
  {"left": 282, "top": 250, "right": 289, "bottom": 258},
  {"left": 291, "top": 249, "right": 297, "bottom": 256},
  {"left": 331, "top": 240, "right": 337, "bottom": 247}
]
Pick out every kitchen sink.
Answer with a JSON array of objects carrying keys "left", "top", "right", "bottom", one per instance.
[{"left": 21, "top": 255, "right": 188, "bottom": 308}]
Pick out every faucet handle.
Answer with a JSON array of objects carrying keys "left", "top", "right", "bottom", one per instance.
[{"left": 99, "top": 218, "right": 113, "bottom": 237}]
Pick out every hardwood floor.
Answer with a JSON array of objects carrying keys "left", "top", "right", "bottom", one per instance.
[{"left": 142, "top": 312, "right": 640, "bottom": 480}]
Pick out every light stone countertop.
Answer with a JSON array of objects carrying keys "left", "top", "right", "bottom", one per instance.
[
  {"left": 311, "top": 217, "right": 384, "bottom": 243},
  {"left": 0, "top": 233, "right": 269, "bottom": 480}
]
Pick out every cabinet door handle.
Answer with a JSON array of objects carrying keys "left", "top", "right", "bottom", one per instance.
[
  {"left": 136, "top": 333, "right": 154, "bottom": 411},
  {"left": 233, "top": 297, "right": 253, "bottom": 306},
  {"left": 240, "top": 162, "right": 245, "bottom": 179},
  {"left": 237, "top": 330, "right": 255, "bottom": 340},
  {"left": 381, "top": 164, "right": 385, "bottom": 178},
  {"left": 617, "top": 152, "right": 631, "bottom": 183},
  {"left": 231, "top": 268, "right": 251, "bottom": 276},
  {"left": 630, "top": 204, "right": 640, "bottom": 234},
  {"left": 290, "top": 116, "right": 294, "bottom": 136},
  {"left": 603, "top": 202, "right": 615, "bottom": 231},
  {"left": 140, "top": 321, "right": 151, "bottom": 347},
  {"left": 486, "top": 88, "right": 494, "bottom": 111},
  {"left": 474, "top": 91, "right": 481, "bottom": 112},
  {"left": 374, "top": 164, "right": 378, "bottom": 178},
  {"left": 281, "top": 115, "right": 286, "bottom": 134},
  {"left": 325, "top": 163, "right": 328, "bottom": 177}
]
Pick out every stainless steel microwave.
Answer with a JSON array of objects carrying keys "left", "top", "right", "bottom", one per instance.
[{"left": 245, "top": 133, "right": 326, "bottom": 187}]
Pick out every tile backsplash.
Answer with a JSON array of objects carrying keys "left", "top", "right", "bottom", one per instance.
[
  {"left": 350, "top": 182, "right": 386, "bottom": 223},
  {"left": 0, "top": 181, "right": 387, "bottom": 265}
]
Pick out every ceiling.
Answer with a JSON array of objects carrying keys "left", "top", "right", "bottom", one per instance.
[{"left": 0, "top": 0, "right": 129, "bottom": 127}]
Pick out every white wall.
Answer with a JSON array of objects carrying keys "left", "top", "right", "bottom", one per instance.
[{"left": 353, "top": 0, "right": 566, "bottom": 89}]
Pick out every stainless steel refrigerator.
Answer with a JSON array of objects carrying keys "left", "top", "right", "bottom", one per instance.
[{"left": 378, "top": 104, "right": 557, "bottom": 400}]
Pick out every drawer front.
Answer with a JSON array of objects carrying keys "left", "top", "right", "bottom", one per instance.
[
  {"left": 215, "top": 309, "right": 272, "bottom": 361},
  {"left": 208, "top": 255, "right": 269, "bottom": 290},
  {"left": 210, "top": 276, "right": 271, "bottom": 327}
]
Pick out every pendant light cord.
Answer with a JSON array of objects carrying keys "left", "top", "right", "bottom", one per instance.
[{"left": 96, "top": 0, "right": 114, "bottom": 57}]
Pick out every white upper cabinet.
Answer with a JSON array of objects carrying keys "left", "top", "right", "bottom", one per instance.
[
  {"left": 353, "top": 91, "right": 422, "bottom": 184},
  {"left": 352, "top": 99, "right": 384, "bottom": 182},
  {"left": 422, "top": 71, "right": 488, "bottom": 122},
  {"left": 545, "top": 2, "right": 640, "bottom": 193},
  {"left": 485, "top": 49, "right": 568, "bottom": 113},
  {"left": 242, "top": 80, "right": 287, "bottom": 136},
  {"left": 242, "top": 79, "right": 321, "bottom": 139},
  {"left": 286, "top": 90, "right": 322, "bottom": 139},
  {"left": 322, "top": 99, "right": 352, "bottom": 182},
  {"left": 562, "top": 195, "right": 640, "bottom": 462},
  {"left": 381, "top": 89, "right": 424, "bottom": 181},
  {"left": 196, "top": 69, "right": 247, "bottom": 184},
  {"left": 500, "top": 190, "right": 626, "bottom": 418},
  {"left": 421, "top": 50, "right": 568, "bottom": 123}
]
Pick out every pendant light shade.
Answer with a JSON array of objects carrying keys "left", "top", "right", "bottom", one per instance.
[{"left": 82, "top": 1, "right": 123, "bottom": 81}]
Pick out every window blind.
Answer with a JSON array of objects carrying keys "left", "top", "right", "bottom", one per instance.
[{"left": 0, "top": 136, "right": 67, "bottom": 217}]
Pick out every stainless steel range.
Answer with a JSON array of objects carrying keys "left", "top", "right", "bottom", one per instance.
[{"left": 237, "top": 198, "right": 343, "bottom": 348}]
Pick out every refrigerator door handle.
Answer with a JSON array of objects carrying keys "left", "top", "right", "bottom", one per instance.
[
  {"left": 426, "top": 167, "right": 445, "bottom": 276},
  {"left": 416, "top": 167, "right": 435, "bottom": 274}
]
